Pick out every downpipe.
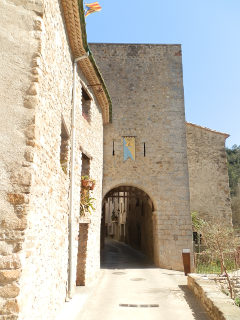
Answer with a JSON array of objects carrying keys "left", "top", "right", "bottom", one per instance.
[{"left": 67, "top": 53, "right": 89, "bottom": 300}]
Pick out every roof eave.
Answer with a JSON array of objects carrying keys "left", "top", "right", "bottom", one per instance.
[
  {"left": 186, "top": 122, "right": 230, "bottom": 139},
  {"left": 61, "top": 0, "right": 112, "bottom": 124}
]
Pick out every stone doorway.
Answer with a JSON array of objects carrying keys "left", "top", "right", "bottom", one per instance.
[{"left": 101, "top": 186, "right": 155, "bottom": 263}]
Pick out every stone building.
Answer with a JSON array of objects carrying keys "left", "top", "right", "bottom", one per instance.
[
  {"left": 0, "top": 2, "right": 232, "bottom": 320},
  {"left": 90, "top": 43, "right": 194, "bottom": 271},
  {"left": 186, "top": 122, "right": 232, "bottom": 225},
  {"left": 90, "top": 43, "right": 232, "bottom": 269},
  {"left": 0, "top": 0, "right": 111, "bottom": 319}
]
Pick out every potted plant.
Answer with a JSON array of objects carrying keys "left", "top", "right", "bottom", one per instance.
[
  {"left": 60, "top": 159, "right": 68, "bottom": 174},
  {"left": 80, "top": 192, "right": 96, "bottom": 217},
  {"left": 111, "top": 210, "right": 118, "bottom": 223},
  {"left": 81, "top": 176, "right": 96, "bottom": 190}
]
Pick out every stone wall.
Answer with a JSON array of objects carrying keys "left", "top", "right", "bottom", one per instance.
[
  {"left": 126, "top": 197, "right": 154, "bottom": 261},
  {"left": 186, "top": 123, "right": 232, "bottom": 226},
  {"left": 104, "top": 195, "right": 126, "bottom": 240},
  {"left": 0, "top": 1, "right": 41, "bottom": 318},
  {"left": 188, "top": 274, "right": 240, "bottom": 320},
  {"left": 104, "top": 190, "right": 154, "bottom": 261},
  {"left": 231, "top": 185, "right": 240, "bottom": 229},
  {"left": 0, "top": 1, "right": 104, "bottom": 319},
  {"left": 90, "top": 43, "right": 193, "bottom": 271}
]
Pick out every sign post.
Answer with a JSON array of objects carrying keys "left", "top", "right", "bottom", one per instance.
[{"left": 182, "top": 249, "right": 191, "bottom": 276}]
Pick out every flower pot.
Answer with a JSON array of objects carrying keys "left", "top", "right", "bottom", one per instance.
[
  {"left": 81, "top": 179, "right": 95, "bottom": 190},
  {"left": 79, "top": 217, "right": 91, "bottom": 224}
]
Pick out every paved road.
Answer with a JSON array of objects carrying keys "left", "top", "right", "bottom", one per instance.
[{"left": 77, "top": 239, "right": 210, "bottom": 320}]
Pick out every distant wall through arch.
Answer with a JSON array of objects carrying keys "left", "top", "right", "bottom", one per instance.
[{"left": 103, "top": 186, "right": 154, "bottom": 262}]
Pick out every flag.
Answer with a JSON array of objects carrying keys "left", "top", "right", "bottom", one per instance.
[
  {"left": 85, "top": 2, "right": 102, "bottom": 17},
  {"left": 123, "top": 137, "right": 135, "bottom": 161}
]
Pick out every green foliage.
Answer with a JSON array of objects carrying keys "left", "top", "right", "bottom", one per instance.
[
  {"left": 235, "top": 297, "right": 240, "bottom": 307},
  {"left": 81, "top": 175, "right": 90, "bottom": 180},
  {"left": 80, "top": 193, "right": 96, "bottom": 216},
  {"left": 111, "top": 210, "right": 118, "bottom": 222},
  {"left": 226, "top": 145, "right": 240, "bottom": 196},
  {"left": 195, "top": 219, "right": 239, "bottom": 299},
  {"left": 196, "top": 255, "right": 236, "bottom": 274},
  {"left": 81, "top": 176, "right": 96, "bottom": 183},
  {"left": 191, "top": 211, "right": 204, "bottom": 231}
]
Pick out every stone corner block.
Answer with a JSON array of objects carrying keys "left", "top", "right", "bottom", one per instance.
[
  {"left": 7, "top": 194, "right": 25, "bottom": 206},
  {"left": 0, "top": 284, "right": 20, "bottom": 298},
  {"left": 0, "top": 256, "right": 21, "bottom": 270},
  {"left": 0, "top": 270, "right": 21, "bottom": 284}
]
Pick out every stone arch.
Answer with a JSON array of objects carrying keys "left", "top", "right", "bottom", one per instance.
[
  {"left": 103, "top": 183, "right": 158, "bottom": 212},
  {"left": 102, "top": 184, "right": 156, "bottom": 263}
]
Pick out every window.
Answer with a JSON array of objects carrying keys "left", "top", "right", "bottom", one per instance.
[
  {"left": 82, "top": 86, "right": 91, "bottom": 122},
  {"left": 80, "top": 153, "right": 91, "bottom": 217},
  {"left": 60, "top": 119, "right": 70, "bottom": 174},
  {"left": 81, "top": 153, "right": 90, "bottom": 177},
  {"left": 193, "top": 232, "right": 202, "bottom": 245},
  {"left": 136, "top": 198, "right": 140, "bottom": 207}
]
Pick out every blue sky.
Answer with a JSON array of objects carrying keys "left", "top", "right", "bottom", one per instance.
[{"left": 85, "top": 0, "right": 240, "bottom": 147}]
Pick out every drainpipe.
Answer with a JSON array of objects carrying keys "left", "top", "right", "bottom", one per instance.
[{"left": 68, "top": 52, "right": 89, "bottom": 300}]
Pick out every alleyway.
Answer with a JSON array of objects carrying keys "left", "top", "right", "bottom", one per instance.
[{"left": 76, "top": 239, "right": 210, "bottom": 320}]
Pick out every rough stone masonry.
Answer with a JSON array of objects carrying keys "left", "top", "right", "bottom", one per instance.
[
  {"left": 0, "top": 0, "right": 108, "bottom": 319},
  {"left": 90, "top": 43, "right": 232, "bottom": 269},
  {"left": 0, "top": 1, "right": 232, "bottom": 319},
  {"left": 90, "top": 43, "right": 194, "bottom": 270}
]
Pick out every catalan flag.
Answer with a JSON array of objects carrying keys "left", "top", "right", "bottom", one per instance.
[
  {"left": 123, "top": 137, "right": 135, "bottom": 161},
  {"left": 85, "top": 2, "right": 102, "bottom": 17}
]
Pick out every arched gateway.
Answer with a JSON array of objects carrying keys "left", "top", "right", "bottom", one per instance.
[{"left": 102, "top": 186, "right": 155, "bottom": 262}]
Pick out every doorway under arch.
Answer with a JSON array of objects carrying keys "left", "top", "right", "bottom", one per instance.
[{"left": 101, "top": 186, "right": 155, "bottom": 263}]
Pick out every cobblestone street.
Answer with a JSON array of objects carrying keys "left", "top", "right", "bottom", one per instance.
[{"left": 75, "top": 239, "right": 210, "bottom": 320}]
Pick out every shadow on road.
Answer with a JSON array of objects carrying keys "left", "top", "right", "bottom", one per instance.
[
  {"left": 101, "top": 238, "right": 154, "bottom": 269},
  {"left": 178, "top": 285, "right": 210, "bottom": 320}
]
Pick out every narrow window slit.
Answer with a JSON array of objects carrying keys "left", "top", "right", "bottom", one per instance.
[
  {"left": 112, "top": 140, "right": 115, "bottom": 156},
  {"left": 82, "top": 86, "right": 91, "bottom": 122}
]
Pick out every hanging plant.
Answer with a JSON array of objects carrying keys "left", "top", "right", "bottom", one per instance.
[
  {"left": 60, "top": 159, "right": 68, "bottom": 174},
  {"left": 111, "top": 210, "right": 118, "bottom": 222},
  {"left": 80, "top": 192, "right": 96, "bottom": 216}
]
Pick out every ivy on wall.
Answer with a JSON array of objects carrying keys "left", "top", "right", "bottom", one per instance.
[{"left": 226, "top": 145, "right": 240, "bottom": 197}]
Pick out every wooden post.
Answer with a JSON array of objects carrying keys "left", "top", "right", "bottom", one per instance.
[{"left": 182, "top": 249, "right": 191, "bottom": 276}]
